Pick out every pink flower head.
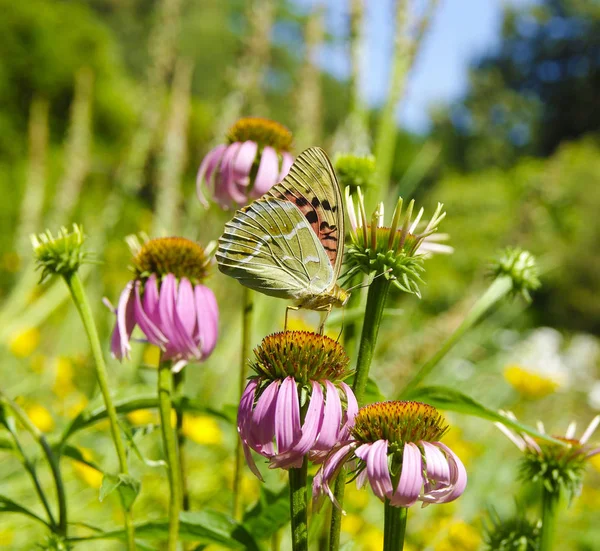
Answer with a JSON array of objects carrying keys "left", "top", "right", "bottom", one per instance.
[
  {"left": 107, "top": 237, "right": 218, "bottom": 372},
  {"left": 197, "top": 117, "right": 294, "bottom": 209},
  {"left": 313, "top": 401, "right": 467, "bottom": 510},
  {"left": 237, "top": 331, "right": 357, "bottom": 479}
]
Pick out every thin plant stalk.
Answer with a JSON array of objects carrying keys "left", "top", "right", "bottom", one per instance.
[
  {"left": 539, "top": 488, "right": 558, "bottom": 551},
  {"left": 64, "top": 273, "right": 136, "bottom": 550},
  {"left": 401, "top": 275, "right": 513, "bottom": 396},
  {"left": 330, "top": 273, "right": 392, "bottom": 551},
  {"left": 0, "top": 393, "right": 67, "bottom": 537},
  {"left": 158, "top": 358, "right": 182, "bottom": 551},
  {"left": 233, "top": 287, "right": 254, "bottom": 518},
  {"left": 174, "top": 370, "right": 190, "bottom": 511},
  {"left": 289, "top": 458, "right": 309, "bottom": 551},
  {"left": 3, "top": 420, "right": 56, "bottom": 529},
  {"left": 383, "top": 502, "right": 408, "bottom": 551}
]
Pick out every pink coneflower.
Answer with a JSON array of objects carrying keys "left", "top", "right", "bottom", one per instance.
[
  {"left": 197, "top": 117, "right": 294, "bottom": 209},
  {"left": 314, "top": 401, "right": 467, "bottom": 509},
  {"left": 107, "top": 237, "right": 218, "bottom": 372},
  {"left": 496, "top": 411, "right": 600, "bottom": 498},
  {"left": 237, "top": 331, "right": 358, "bottom": 479}
]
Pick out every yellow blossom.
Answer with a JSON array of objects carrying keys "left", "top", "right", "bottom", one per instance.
[
  {"left": 127, "top": 409, "right": 156, "bottom": 425},
  {"left": 341, "top": 513, "right": 364, "bottom": 536},
  {"left": 357, "top": 526, "right": 384, "bottom": 551},
  {"left": 9, "top": 327, "right": 40, "bottom": 358},
  {"left": 53, "top": 357, "right": 76, "bottom": 398},
  {"left": 73, "top": 448, "right": 103, "bottom": 488},
  {"left": 143, "top": 345, "right": 161, "bottom": 367},
  {"left": 504, "top": 364, "right": 558, "bottom": 399},
  {"left": 25, "top": 404, "right": 54, "bottom": 432},
  {"left": 183, "top": 415, "right": 223, "bottom": 445},
  {"left": 434, "top": 521, "right": 481, "bottom": 551}
]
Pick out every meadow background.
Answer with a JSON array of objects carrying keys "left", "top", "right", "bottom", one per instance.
[{"left": 1, "top": 0, "right": 599, "bottom": 549}]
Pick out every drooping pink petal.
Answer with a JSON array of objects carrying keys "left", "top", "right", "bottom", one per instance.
[
  {"left": 214, "top": 142, "right": 242, "bottom": 207},
  {"left": 133, "top": 280, "right": 167, "bottom": 347},
  {"left": 112, "top": 281, "right": 135, "bottom": 360},
  {"left": 237, "top": 379, "right": 258, "bottom": 444},
  {"left": 270, "top": 381, "right": 324, "bottom": 469},
  {"left": 250, "top": 380, "right": 279, "bottom": 456},
  {"left": 421, "top": 441, "right": 451, "bottom": 490},
  {"left": 431, "top": 442, "right": 467, "bottom": 503},
  {"left": 390, "top": 442, "right": 422, "bottom": 507},
  {"left": 278, "top": 152, "right": 294, "bottom": 181},
  {"left": 363, "top": 440, "right": 393, "bottom": 502},
  {"left": 243, "top": 440, "right": 264, "bottom": 482},
  {"left": 313, "top": 380, "right": 342, "bottom": 452},
  {"left": 142, "top": 274, "right": 162, "bottom": 326},
  {"left": 175, "top": 278, "right": 197, "bottom": 333},
  {"left": 196, "top": 144, "right": 227, "bottom": 206},
  {"left": 194, "top": 284, "right": 219, "bottom": 358},
  {"left": 339, "top": 382, "right": 358, "bottom": 440},
  {"left": 274, "top": 377, "right": 302, "bottom": 454},
  {"left": 232, "top": 140, "right": 258, "bottom": 189},
  {"left": 251, "top": 146, "right": 279, "bottom": 198},
  {"left": 313, "top": 442, "right": 356, "bottom": 510}
]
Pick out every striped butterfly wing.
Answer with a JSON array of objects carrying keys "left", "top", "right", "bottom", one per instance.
[
  {"left": 265, "top": 147, "right": 344, "bottom": 283},
  {"left": 217, "top": 196, "right": 335, "bottom": 300}
]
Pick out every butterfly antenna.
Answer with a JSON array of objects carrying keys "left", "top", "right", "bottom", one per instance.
[{"left": 345, "top": 269, "right": 394, "bottom": 293}]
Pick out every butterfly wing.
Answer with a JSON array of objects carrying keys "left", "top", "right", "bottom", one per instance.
[
  {"left": 266, "top": 147, "right": 344, "bottom": 281},
  {"left": 217, "top": 197, "right": 335, "bottom": 300}
]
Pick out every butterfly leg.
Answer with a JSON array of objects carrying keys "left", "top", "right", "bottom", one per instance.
[
  {"left": 285, "top": 306, "right": 300, "bottom": 331},
  {"left": 317, "top": 304, "right": 333, "bottom": 335}
]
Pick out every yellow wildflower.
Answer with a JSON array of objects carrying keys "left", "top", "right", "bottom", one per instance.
[
  {"left": 9, "top": 327, "right": 40, "bottom": 358},
  {"left": 183, "top": 415, "right": 223, "bottom": 445},
  {"left": 25, "top": 404, "right": 54, "bottom": 432},
  {"left": 53, "top": 356, "right": 76, "bottom": 398},
  {"left": 504, "top": 364, "right": 558, "bottom": 399},
  {"left": 73, "top": 448, "right": 103, "bottom": 488},
  {"left": 357, "top": 527, "right": 384, "bottom": 551},
  {"left": 435, "top": 521, "right": 481, "bottom": 551},
  {"left": 341, "top": 513, "right": 364, "bottom": 536},
  {"left": 127, "top": 409, "right": 156, "bottom": 425}
]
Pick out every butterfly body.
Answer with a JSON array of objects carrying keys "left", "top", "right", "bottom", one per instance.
[{"left": 217, "top": 147, "right": 348, "bottom": 311}]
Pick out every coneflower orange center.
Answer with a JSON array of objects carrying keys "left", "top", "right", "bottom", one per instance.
[
  {"left": 250, "top": 331, "right": 350, "bottom": 383},
  {"left": 226, "top": 117, "right": 293, "bottom": 152},
  {"left": 132, "top": 237, "right": 209, "bottom": 283},
  {"left": 351, "top": 401, "right": 448, "bottom": 445}
]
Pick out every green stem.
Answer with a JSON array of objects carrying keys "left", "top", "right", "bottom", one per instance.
[
  {"left": 401, "top": 275, "right": 513, "bottom": 396},
  {"left": 539, "top": 488, "right": 558, "bottom": 551},
  {"left": 289, "top": 458, "right": 308, "bottom": 551},
  {"left": 6, "top": 425, "right": 56, "bottom": 529},
  {"left": 174, "top": 370, "right": 190, "bottom": 512},
  {"left": 233, "top": 287, "right": 254, "bottom": 519},
  {"left": 64, "top": 273, "right": 136, "bottom": 550},
  {"left": 353, "top": 275, "right": 391, "bottom": 404},
  {"left": 158, "top": 361, "right": 181, "bottom": 551},
  {"left": 0, "top": 394, "right": 67, "bottom": 536},
  {"left": 383, "top": 502, "right": 408, "bottom": 551},
  {"left": 330, "top": 274, "right": 392, "bottom": 551}
]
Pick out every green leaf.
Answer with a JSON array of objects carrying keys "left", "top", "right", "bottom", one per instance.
[
  {"left": 99, "top": 474, "right": 120, "bottom": 502},
  {"left": 116, "top": 474, "right": 141, "bottom": 511},
  {"left": 0, "top": 494, "right": 51, "bottom": 527},
  {"left": 363, "top": 377, "right": 386, "bottom": 403},
  {"left": 60, "top": 395, "right": 231, "bottom": 444},
  {"left": 62, "top": 444, "right": 103, "bottom": 471},
  {"left": 99, "top": 474, "right": 141, "bottom": 511},
  {"left": 120, "top": 421, "right": 166, "bottom": 468},
  {"left": 404, "top": 386, "right": 567, "bottom": 446},
  {"left": 243, "top": 486, "right": 289, "bottom": 539},
  {"left": 67, "top": 510, "right": 260, "bottom": 550}
]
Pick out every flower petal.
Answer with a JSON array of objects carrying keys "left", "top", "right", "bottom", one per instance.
[
  {"left": 112, "top": 281, "right": 135, "bottom": 360},
  {"left": 313, "top": 380, "right": 342, "bottom": 453},
  {"left": 431, "top": 442, "right": 467, "bottom": 503},
  {"left": 312, "top": 442, "right": 356, "bottom": 511},
  {"left": 390, "top": 442, "right": 422, "bottom": 507},
  {"left": 215, "top": 142, "right": 242, "bottom": 207},
  {"left": 237, "top": 379, "right": 258, "bottom": 444},
  {"left": 196, "top": 144, "right": 227, "bottom": 206},
  {"left": 251, "top": 146, "right": 279, "bottom": 197},
  {"left": 133, "top": 280, "right": 167, "bottom": 347},
  {"left": 360, "top": 440, "right": 393, "bottom": 502},
  {"left": 422, "top": 441, "right": 451, "bottom": 490},
  {"left": 274, "top": 377, "right": 302, "bottom": 454},
  {"left": 278, "top": 152, "right": 294, "bottom": 180},
  {"left": 270, "top": 381, "right": 324, "bottom": 469},
  {"left": 194, "top": 284, "right": 219, "bottom": 358},
  {"left": 250, "top": 380, "right": 279, "bottom": 456},
  {"left": 338, "top": 382, "right": 358, "bottom": 440}
]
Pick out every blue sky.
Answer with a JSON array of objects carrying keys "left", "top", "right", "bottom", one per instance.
[{"left": 297, "top": 0, "right": 535, "bottom": 133}]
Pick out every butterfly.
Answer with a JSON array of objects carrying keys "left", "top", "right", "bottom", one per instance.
[{"left": 216, "top": 147, "right": 349, "bottom": 312}]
